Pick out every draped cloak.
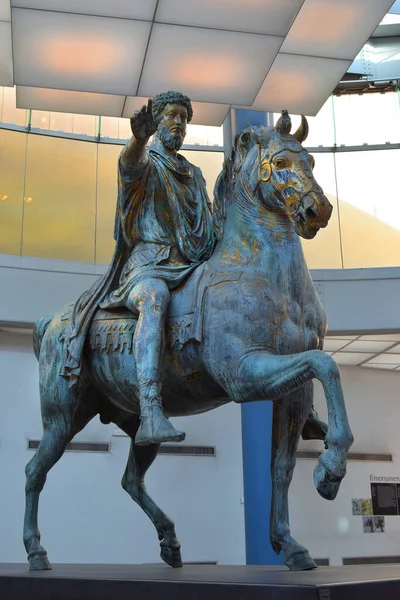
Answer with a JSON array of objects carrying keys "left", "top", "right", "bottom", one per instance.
[{"left": 60, "top": 145, "right": 216, "bottom": 384}]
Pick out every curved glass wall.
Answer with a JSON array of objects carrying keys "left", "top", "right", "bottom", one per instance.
[
  {"left": 2, "top": 86, "right": 400, "bottom": 269},
  {"left": 0, "top": 87, "right": 224, "bottom": 264}
]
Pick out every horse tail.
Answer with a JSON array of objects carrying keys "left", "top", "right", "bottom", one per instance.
[{"left": 33, "top": 315, "right": 53, "bottom": 360}]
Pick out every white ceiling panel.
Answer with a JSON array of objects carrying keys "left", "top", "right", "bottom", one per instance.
[
  {"left": 343, "top": 340, "right": 395, "bottom": 353},
  {"left": 155, "top": 0, "right": 304, "bottom": 36},
  {"left": 122, "top": 96, "right": 149, "bottom": 119},
  {"left": 251, "top": 53, "right": 351, "bottom": 115},
  {"left": 360, "top": 334, "right": 400, "bottom": 341},
  {"left": 139, "top": 23, "right": 282, "bottom": 105},
  {"left": 323, "top": 338, "right": 352, "bottom": 351},
  {"left": 12, "top": 8, "right": 151, "bottom": 95},
  {"left": 367, "top": 353, "right": 400, "bottom": 365},
  {"left": 11, "top": 1, "right": 157, "bottom": 20},
  {"left": 0, "top": 21, "right": 13, "bottom": 86},
  {"left": 326, "top": 335, "right": 358, "bottom": 340},
  {"left": 189, "top": 101, "right": 230, "bottom": 126},
  {"left": 387, "top": 344, "right": 400, "bottom": 354},
  {"left": 16, "top": 86, "right": 125, "bottom": 117},
  {"left": 363, "top": 363, "right": 397, "bottom": 370},
  {"left": 333, "top": 352, "right": 374, "bottom": 365},
  {"left": 0, "top": 0, "right": 11, "bottom": 21},
  {"left": 281, "top": 0, "right": 395, "bottom": 60},
  {"left": 123, "top": 96, "right": 230, "bottom": 126}
]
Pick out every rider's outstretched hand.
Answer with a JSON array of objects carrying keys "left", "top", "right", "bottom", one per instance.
[{"left": 130, "top": 99, "right": 161, "bottom": 141}]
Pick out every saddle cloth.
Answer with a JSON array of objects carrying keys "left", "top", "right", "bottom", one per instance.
[{"left": 86, "top": 263, "right": 242, "bottom": 354}]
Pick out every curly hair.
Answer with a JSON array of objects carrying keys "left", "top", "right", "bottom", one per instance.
[{"left": 152, "top": 90, "right": 193, "bottom": 123}]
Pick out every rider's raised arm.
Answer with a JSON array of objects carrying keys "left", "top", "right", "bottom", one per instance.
[
  {"left": 120, "top": 99, "right": 157, "bottom": 169},
  {"left": 120, "top": 135, "right": 148, "bottom": 170}
]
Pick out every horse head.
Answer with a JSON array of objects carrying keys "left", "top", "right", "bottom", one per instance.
[{"left": 216, "top": 111, "right": 332, "bottom": 240}]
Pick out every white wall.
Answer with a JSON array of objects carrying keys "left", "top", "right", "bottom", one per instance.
[
  {"left": 0, "top": 331, "right": 245, "bottom": 565},
  {"left": 292, "top": 366, "right": 400, "bottom": 566}
]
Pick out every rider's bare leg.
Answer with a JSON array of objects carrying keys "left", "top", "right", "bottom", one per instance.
[{"left": 127, "top": 278, "right": 185, "bottom": 446}]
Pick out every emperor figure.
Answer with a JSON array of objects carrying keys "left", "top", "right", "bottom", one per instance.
[{"left": 61, "top": 91, "right": 215, "bottom": 445}]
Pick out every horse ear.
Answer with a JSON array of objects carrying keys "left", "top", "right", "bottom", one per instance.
[
  {"left": 275, "top": 110, "right": 292, "bottom": 135},
  {"left": 293, "top": 115, "right": 309, "bottom": 143},
  {"left": 235, "top": 129, "right": 255, "bottom": 164}
]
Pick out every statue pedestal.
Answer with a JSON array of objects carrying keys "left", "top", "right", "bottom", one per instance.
[{"left": 1, "top": 562, "right": 400, "bottom": 599}]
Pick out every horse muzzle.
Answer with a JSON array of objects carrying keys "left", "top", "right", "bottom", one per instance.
[{"left": 293, "top": 191, "right": 333, "bottom": 239}]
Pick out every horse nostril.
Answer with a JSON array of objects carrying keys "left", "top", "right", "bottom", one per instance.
[{"left": 305, "top": 207, "right": 317, "bottom": 220}]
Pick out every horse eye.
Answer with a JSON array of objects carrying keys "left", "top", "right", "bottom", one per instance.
[{"left": 275, "top": 159, "right": 287, "bottom": 170}]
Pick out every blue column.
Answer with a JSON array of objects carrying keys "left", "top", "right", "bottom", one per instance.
[{"left": 231, "top": 108, "right": 284, "bottom": 566}]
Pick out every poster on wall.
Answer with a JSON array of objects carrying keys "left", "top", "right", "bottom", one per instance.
[
  {"left": 351, "top": 476, "right": 400, "bottom": 533},
  {"left": 362, "top": 516, "right": 375, "bottom": 533},
  {"left": 374, "top": 516, "right": 385, "bottom": 533},
  {"left": 352, "top": 499, "right": 362, "bottom": 515},
  {"left": 370, "top": 476, "right": 400, "bottom": 516},
  {"left": 351, "top": 498, "right": 372, "bottom": 516}
]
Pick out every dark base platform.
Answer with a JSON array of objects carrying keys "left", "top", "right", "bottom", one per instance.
[{"left": 2, "top": 563, "right": 400, "bottom": 600}]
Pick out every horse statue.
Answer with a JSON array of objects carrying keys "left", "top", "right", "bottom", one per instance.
[{"left": 23, "top": 111, "right": 353, "bottom": 572}]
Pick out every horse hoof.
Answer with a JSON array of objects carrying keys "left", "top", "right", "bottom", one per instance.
[
  {"left": 286, "top": 551, "right": 317, "bottom": 571},
  {"left": 314, "top": 461, "right": 343, "bottom": 500},
  {"left": 160, "top": 545, "right": 183, "bottom": 568},
  {"left": 29, "top": 552, "right": 52, "bottom": 571}
]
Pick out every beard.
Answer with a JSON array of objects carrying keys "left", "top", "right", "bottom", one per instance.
[{"left": 158, "top": 123, "right": 185, "bottom": 151}]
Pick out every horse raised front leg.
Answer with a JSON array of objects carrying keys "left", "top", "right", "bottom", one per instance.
[
  {"left": 270, "top": 384, "right": 317, "bottom": 571},
  {"left": 237, "top": 350, "right": 354, "bottom": 500},
  {"left": 117, "top": 416, "right": 182, "bottom": 568}
]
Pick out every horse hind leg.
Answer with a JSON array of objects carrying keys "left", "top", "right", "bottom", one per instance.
[
  {"left": 270, "top": 384, "right": 317, "bottom": 571},
  {"left": 116, "top": 414, "right": 182, "bottom": 567},
  {"left": 23, "top": 387, "right": 98, "bottom": 570},
  {"left": 23, "top": 406, "right": 75, "bottom": 570}
]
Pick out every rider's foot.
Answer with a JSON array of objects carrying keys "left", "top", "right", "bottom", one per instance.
[
  {"left": 135, "top": 402, "right": 186, "bottom": 446},
  {"left": 301, "top": 408, "right": 328, "bottom": 443}
]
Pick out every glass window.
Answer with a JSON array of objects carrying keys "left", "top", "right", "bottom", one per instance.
[
  {"left": 22, "top": 135, "right": 97, "bottom": 262},
  {"left": 100, "top": 116, "right": 131, "bottom": 140},
  {"left": 2, "top": 86, "right": 28, "bottom": 127},
  {"left": 274, "top": 96, "right": 335, "bottom": 148},
  {"left": 118, "top": 118, "right": 131, "bottom": 140},
  {"left": 100, "top": 116, "right": 119, "bottom": 139},
  {"left": 0, "top": 130, "right": 26, "bottom": 255},
  {"left": 180, "top": 149, "right": 224, "bottom": 200},
  {"left": 301, "top": 153, "right": 342, "bottom": 269},
  {"left": 0, "top": 87, "right": 4, "bottom": 122},
  {"left": 72, "top": 114, "right": 98, "bottom": 137},
  {"left": 335, "top": 149, "right": 400, "bottom": 268},
  {"left": 96, "top": 144, "right": 120, "bottom": 264},
  {"left": 184, "top": 124, "right": 224, "bottom": 147},
  {"left": 333, "top": 92, "right": 400, "bottom": 146},
  {"left": 31, "top": 110, "right": 51, "bottom": 129},
  {"left": 49, "top": 111, "right": 74, "bottom": 133}
]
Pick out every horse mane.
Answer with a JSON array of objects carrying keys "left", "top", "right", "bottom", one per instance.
[
  {"left": 212, "top": 148, "right": 235, "bottom": 239},
  {"left": 212, "top": 127, "right": 265, "bottom": 238}
]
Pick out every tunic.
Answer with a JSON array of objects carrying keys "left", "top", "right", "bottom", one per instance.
[{"left": 60, "top": 142, "right": 215, "bottom": 383}]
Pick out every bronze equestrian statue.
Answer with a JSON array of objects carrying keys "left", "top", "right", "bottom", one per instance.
[{"left": 23, "top": 93, "right": 353, "bottom": 572}]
